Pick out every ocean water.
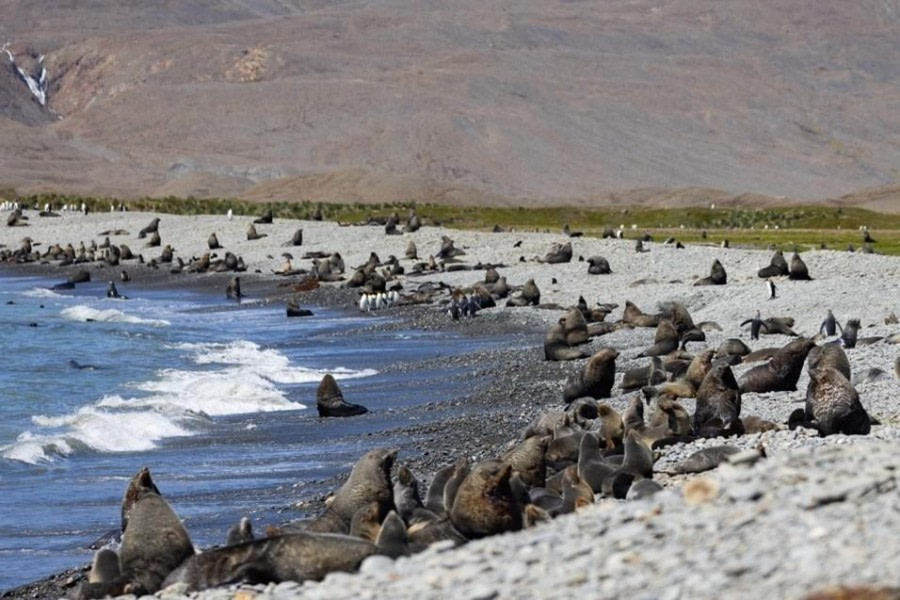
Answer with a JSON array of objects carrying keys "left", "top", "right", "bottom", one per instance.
[{"left": 0, "top": 274, "right": 498, "bottom": 591}]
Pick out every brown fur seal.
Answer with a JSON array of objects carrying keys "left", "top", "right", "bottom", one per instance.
[
  {"left": 644, "top": 389, "right": 692, "bottom": 438},
  {"left": 622, "top": 300, "right": 659, "bottom": 328},
  {"left": 349, "top": 502, "right": 383, "bottom": 542},
  {"left": 716, "top": 338, "right": 751, "bottom": 360},
  {"left": 119, "top": 489, "right": 195, "bottom": 594},
  {"left": 121, "top": 467, "right": 161, "bottom": 533},
  {"left": 763, "top": 316, "right": 799, "bottom": 336},
  {"left": 375, "top": 511, "right": 410, "bottom": 558},
  {"left": 246, "top": 223, "right": 267, "bottom": 241},
  {"left": 637, "top": 319, "right": 679, "bottom": 357},
  {"left": 424, "top": 462, "right": 458, "bottom": 516},
  {"left": 521, "top": 278, "right": 541, "bottom": 305},
  {"left": 449, "top": 460, "right": 522, "bottom": 539},
  {"left": 161, "top": 532, "right": 379, "bottom": 592},
  {"left": 544, "top": 318, "right": 589, "bottom": 361},
  {"left": 503, "top": 435, "right": 549, "bottom": 488},
  {"left": 596, "top": 403, "right": 625, "bottom": 449},
  {"left": 306, "top": 448, "right": 396, "bottom": 534},
  {"left": 620, "top": 356, "right": 667, "bottom": 392},
  {"left": 694, "top": 258, "right": 727, "bottom": 286},
  {"left": 441, "top": 457, "right": 470, "bottom": 516},
  {"left": 694, "top": 362, "right": 742, "bottom": 434},
  {"left": 137, "top": 217, "right": 159, "bottom": 239},
  {"left": 741, "top": 415, "right": 781, "bottom": 433},
  {"left": 739, "top": 337, "right": 815, "bottom": 393},
  {"left": 805, "top": 367, "right": 871, "bottom": 436},
  {"left": 145, "top": 231, "right": 161, "bottom": 248},
  {"left": 684, "top": 349, "right": 715, "bottom": 391},
  {"left": 88, "top": 548, "right": 120, "bottom": 584},
  {"left": 742, "top": 347, "right": 780, "bottom": 363},
  {"left": 316, "top": 374, "right": 368, "bottom": 417},
  {"left": 665, "top": 446, "right": 740, "bottom": 474},
  {"left": 576, "top": 432, "right": 615, "bottom": 493},
  {"left": 563, "top": 348, "right": 618, "bottom": 403},
  {"left": 564, "top": 308, "right": 590, "bottom": 346},
  {"left": 392, "top": 464, "right": 424, "bottom": 522},
  {"left": 807, "top": 344, "right": 851, "bottom": 381},
  {"left": 542, "top": 241, "right": 573, "bottom": 264},
  {"left": 207, "top": 233, "right": 221, "bottom": 250},
  {"left": 789, "top": 252, "right": 812, "bottom": 280},
  {"left": 758, "top": 250, "right": 789, "bottom": 278}
]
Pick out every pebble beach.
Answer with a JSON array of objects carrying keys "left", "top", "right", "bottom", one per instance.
[{"left": 2, "top": 207, "right": 900, "bottom": 599}]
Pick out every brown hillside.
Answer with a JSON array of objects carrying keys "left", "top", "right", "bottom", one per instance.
[{"left": 0, "top": 1, "right": 898, "bottom": 210}]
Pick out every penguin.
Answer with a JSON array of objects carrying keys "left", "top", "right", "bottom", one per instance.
[
  {"left": 766, "top": 278, "right": 777, "bottom": 300},
  {"left": 740, "top": 311, "right": 768, "bottom": 341},
  {"left": 819, "top": 309, "right": 843, "bottom": 337}
]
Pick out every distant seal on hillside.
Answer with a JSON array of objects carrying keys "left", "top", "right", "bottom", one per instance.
[
  {"left": 305, "top": 448, "right": 397, "bottom": 535},
  {"left": 316, "top": 374, "right": 368, "bottom": 417},
  {"left": 450, "top": 459, "right": 522, "bottom": 539},
  {"left": 739, "top": 337, "right": 815, "bottom": 393}
]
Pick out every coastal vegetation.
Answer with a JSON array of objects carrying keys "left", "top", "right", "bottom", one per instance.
[{"left": 6, "top": 192, "right": 900, "bottom": 256}]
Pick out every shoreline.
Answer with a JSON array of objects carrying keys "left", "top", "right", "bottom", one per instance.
[{"left": 2, "top": 209, "right": 900, "bottom": 599}]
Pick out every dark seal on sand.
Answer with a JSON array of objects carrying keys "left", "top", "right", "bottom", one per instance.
[
  {"left": 788, "top": 252, "right": 812, "bottom": 280},
  {"left": 563, "top": 347, "right": 618, "bottom": 403},
  {"left": 316, "top": 374, "right": 368, "bottom": 417},
  {"left": 758, "top": 250, "right": 789, "bottom": 278},
  {"left": 450, "top": 459, "right": 522, "bottom": 539},
  {"left": 739, "top": 337, "right": 816, "bottom": 393},
  {"left": 804, "top": 367, "right": 871, "bottom": 436},
  {"left": 694, "top": 259, "right": 727, "bottom": 286}
]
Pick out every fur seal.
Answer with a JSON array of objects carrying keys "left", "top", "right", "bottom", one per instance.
[
  {"left": 502, "top": 435, "right": 549, "bottom": 488},
  {"left": 121, "top": 467, "right": 161, "bottom": 533},
  {"left": 564, "top": 308, "right": 590, "bottom": 346},
  {"left": 88, "top": 548, "right": 120, "bottom": 584},
  {"left": 225, "top": 276, "right": 242, "bottom": 301},
  {"left": 666, "top": 446, "right": 740, "bottom": 474},
  {"left": 375, "top": 511, "right": 410, "bottom": 558},
  {"left": 247, "top": 223, "right": 267, "bottom": 240},
  {"left": 805, "top": 367, "right": 871, "bottom": 436},
  {"left": 137, "top": 217, "right": 160, "bottom": 239},
  {"left": 449, "top": 460, "right": 522, "bottom": 539},
  {"left": 563, "top": 348, "right": 618, "bottom": 402},
  {"left": 544, "top": 318, "right": 589, "bottom": 361},
  {"left": 424, "top": 462, "right": 458, "bottom": 516},
  {"left": 253, "top": 209, "right": 274, "bottom": 224},
  {"left": 596, "top": 403, "right": 625, "bottom": 449},
  {"left": 638, "top": 319, "right": 679, "bottom": 357},
  {"left": 587, "top": 256, "right": 612, "bottom": 274},
  {"left": 441, "top": 457, "right": 470, "bottom": 517},
  {"left": 716, "top": 338, "right": 751, "bottom": 360},
  {"left": 694, "top": 362, "right": 742, "bottom": 434},
  {"left": 739, "top": 337, "right": 815, "bottom": 393},
  {"left": 789, "top": 252, "right": 812, "bottom": 280},
  {"left": 306, "top": 448, "right": 396, "bottom": 534},
  {"left": 145, "top": 231, "right": 161, "bottom": 248},
  {"left": 119, "top": 487, "right": 195, "bottom": 594},
  {"left": 807, "top": 344, "right": 851, "bottom": 381},
  {"left": 763, "top": 316, "right": 799, "bottom": 336},
  {"left": 392, "top": 464, "right": 424, "bottom": 522},
  {"left": 542, "top": 241, "right": 572, "bottom": 264},
  {"left": 286, "top": 296, "right": 314, "bottom": 318},
  {"left": 684, "top": 349, "right": 715, "bottom": 391},
  {"left": 742, "top": 415, "right": 781, "bottom": 433},
  {"left": 350, "top": 501, "right": 383, "bottom": 541},
  {"left": 207, "top": 233, "right": 221, "bottom": 250},
  {"left": 758, "top": 250, "right": 789, "bottom": 278},
  {"left": 161, "top": 532, "right": 379, "bottom": 592},
  {"left": 620, "top": 356, "right": 667, "bottom": 392},
  {"left": 621, "top": 300, "right": 659, "bottom": 327},
  {"left": 576, "top": 432, "right": 614, "bottom": 494},
  {"left": 694, "top": 258, "right": 727, "bottom": 285},
  {"left": 840, "top": 319, "right": 861, "bottom": 348},
  {"left": 226, "top": 517, "right": 255, "bottom": 546},
  {"left": 316, "top": 374, "right": 368, "bottom": 417}
]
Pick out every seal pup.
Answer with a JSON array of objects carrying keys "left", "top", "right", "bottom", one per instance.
[
  {"left": 739, "top": 337, "right": 815, "bottom": 393},
  {"left": 375, "top": 511, "right": 410, "bottom": 558},
  {"left": 544, "top": 318, "right": 589, "bottom": 361},
  {"left": 620, "top": 356, "right": 667, "bottom": 392},
  {"left": 305, "top": 448, "right": 397, "bottom": 534},
  {"left": 207, "top": 232, "right": 221, "bottom": 250},
  {"left": 805, "top": 367, "right": 871, "bottom": 436},
  {"left": 392, "top": 464, "right": 424, "bottom": 522},
  {"left": 665, "top": 446, "right": 741, "bottom": 475},
  {"left": 145, "top": 231, "right": 161, "bottom": 248},
  {"left": 562, "top": 348, "right": 618, "bottom": 403},
  {"left": 758, "top": 250, "right": 789, "bottom": 278},
  {"left": 225, "top": 276, "right": 243, "bottom": 301},
  {"left": 694, "top": 259, "right": 727, "bottom": 285},
  {"left": 788, "top": 252, "right": 812, "bottom": 280},
  {"left": 161, "top": 532, "right": 379, "bottom": 592},
  {"left": 449, "top": 459, "right": 522, "bottom": 539},
  {"left": 316, "top": 374, "right": 368, "bottom": 417}
]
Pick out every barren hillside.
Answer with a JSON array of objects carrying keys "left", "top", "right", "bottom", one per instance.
[{"left": 0, "top": 0, "right": 898, "bottom": 210}]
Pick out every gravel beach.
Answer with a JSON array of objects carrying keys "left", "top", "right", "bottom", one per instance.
[{"left": 1, "top": 208, "right": 899, "bottom": 599}]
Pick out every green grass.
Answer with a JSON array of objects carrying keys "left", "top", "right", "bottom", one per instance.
[{"left": 7, "top": 192, "right": 900, "bottom": 255}]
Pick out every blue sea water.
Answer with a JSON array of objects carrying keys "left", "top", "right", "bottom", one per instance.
[{"left": 0, "top": 274, "right": 497, "bottom": 591}]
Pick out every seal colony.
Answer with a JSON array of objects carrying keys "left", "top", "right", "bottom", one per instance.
[{"left": 1, "top": 207, "right": 900, "bottom": 599}]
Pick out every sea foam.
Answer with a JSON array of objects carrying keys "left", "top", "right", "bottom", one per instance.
[{"left": 62, "top": 305, "right": 170, "bottom": 327}]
